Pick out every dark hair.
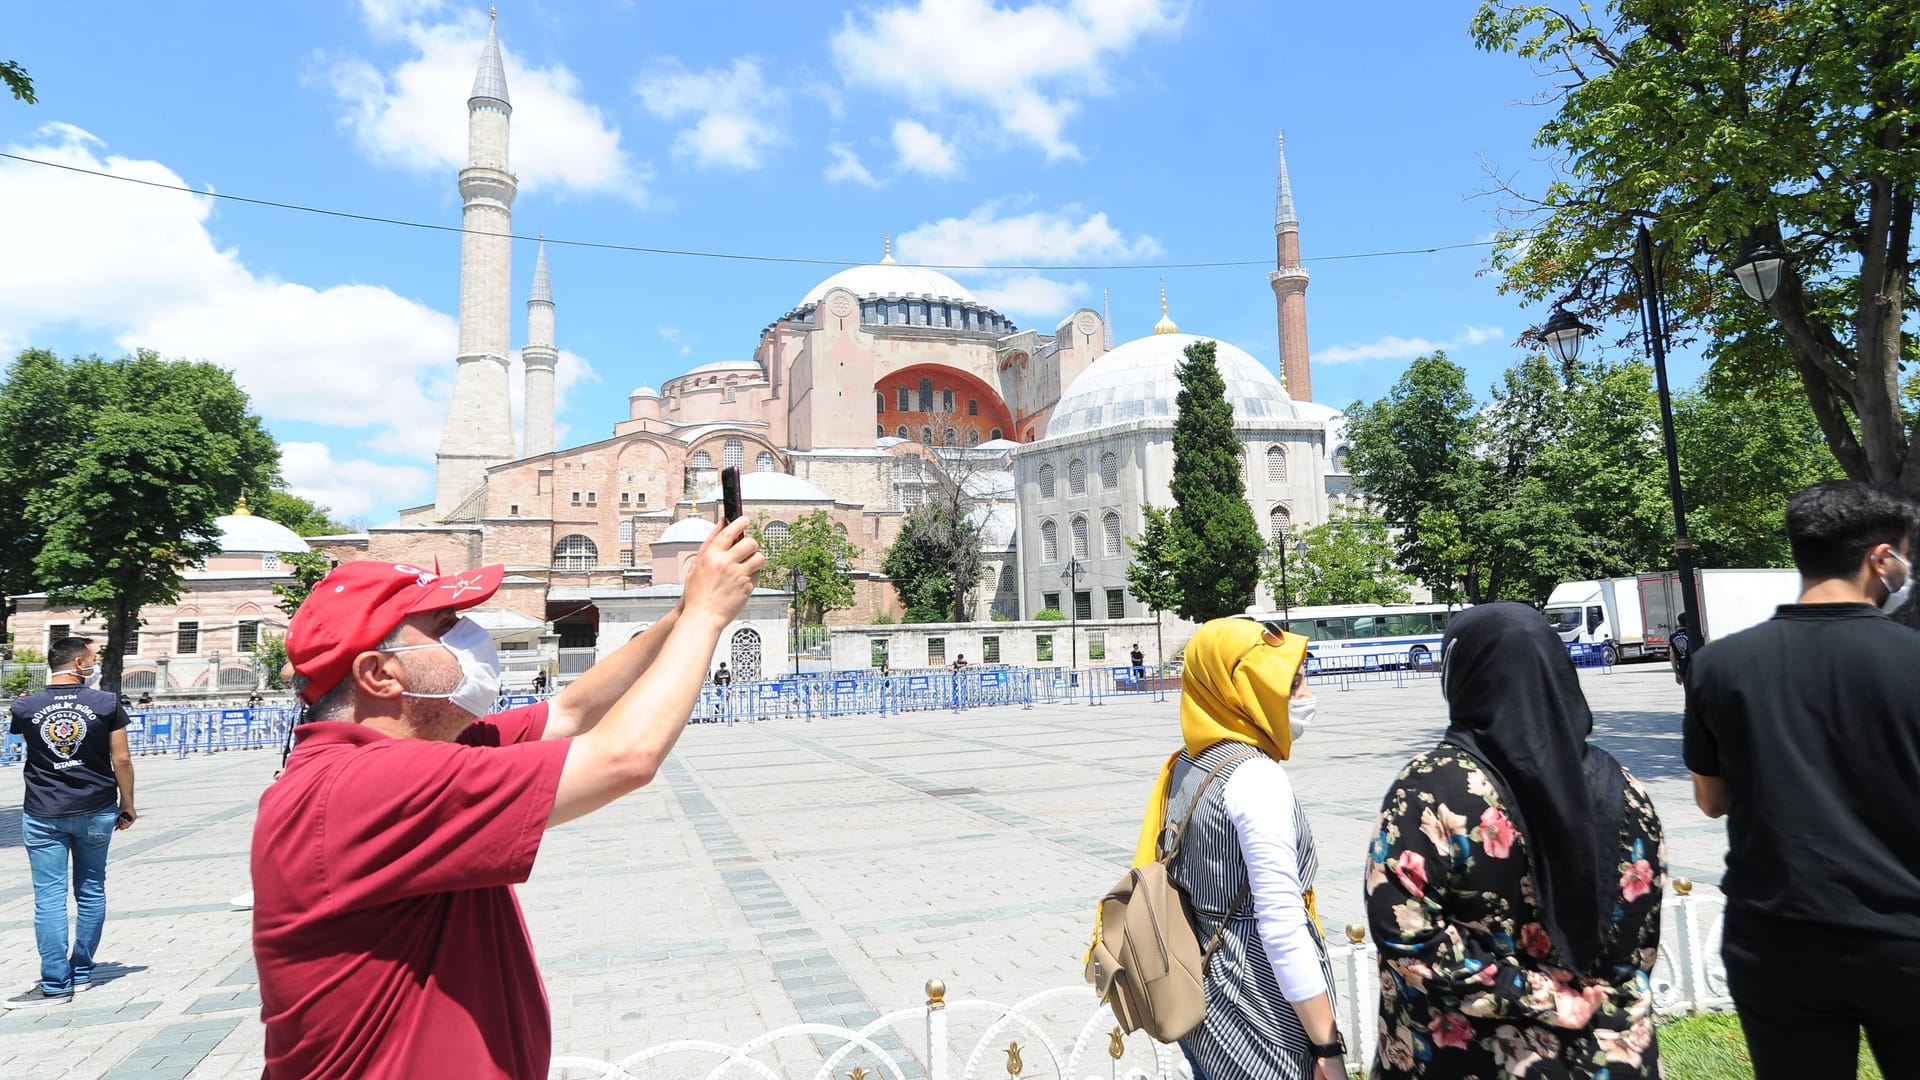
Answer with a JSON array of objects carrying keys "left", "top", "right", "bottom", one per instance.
[
  {"left": 49, "top": 636, "right": 94, "bottom": 672},
  {"left": 1786, "top": 480, "right": 1920, "bottom": 579}
]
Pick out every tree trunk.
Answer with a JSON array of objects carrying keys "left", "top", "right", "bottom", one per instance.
[{"left": 102, "top": 591, "right": 135, "bottom": 696}]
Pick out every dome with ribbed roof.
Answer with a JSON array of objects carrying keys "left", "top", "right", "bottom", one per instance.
[
  {"left": 800, "top": 264, "right": 976, "bottom": 308},
  {"left": 216, "top": 513, "right": 310, "bottom": 554},
  {"left": 1046, "top": 333, "right": 1295, "bottom": 439}
]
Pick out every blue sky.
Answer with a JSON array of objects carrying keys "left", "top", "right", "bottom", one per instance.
[{"left": 0, "top": 0, "right": 1704, "bottom": 523}]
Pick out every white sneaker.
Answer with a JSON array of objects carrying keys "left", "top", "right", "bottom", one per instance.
[{"left": 230, "top": 889, "right": 254, "bottom": 910}]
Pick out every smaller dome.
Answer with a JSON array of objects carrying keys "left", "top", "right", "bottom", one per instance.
[
  {"left": 697, "top": 472, "right": 832, "bottom": 503},
  {"left": 216, "top": 514, "right": 310, "bottom": 554},
  {"left": 1046, "top": 332, "right": 1293, "bottom": 439},
  {"left": 629, "top": 384, "right": 659, "bottom": 398},
  {"left": 655, "top": 517, "right": 716, "bottom": 546},
  {"left": 679, "top": 359, "right": 762, "bottom": 378},
  {"left": 977, "top": 438, "right": 1019, "bottom": 451}
]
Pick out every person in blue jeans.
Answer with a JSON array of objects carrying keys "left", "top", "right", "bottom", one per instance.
[{"left": 6, "top": 636, "right": 136, "bottom": 1008}]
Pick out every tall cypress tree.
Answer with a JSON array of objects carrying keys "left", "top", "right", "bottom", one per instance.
[{"left": 1168, "top": 340, "right": 1264, "bottom": 621}]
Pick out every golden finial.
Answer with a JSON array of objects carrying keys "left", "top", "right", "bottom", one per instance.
[
  {"left": 849, "top": 1068, "right": 870, "bottom": 1080},
  {"left": 1345, "top": 922, "right": 1367, "bottom": 945},
  {"left": 490, "top": 5, "right": 497, "bottom": 21},
  {"left": 233, "top": 494, "right": 253, "bottom": 517},
  {"left": 1108, "top": 1028, "right": 1125, "bottom": 1060},
  {"left": 881, "top": 230, "right": 897, "bottom": 265},
  {"left": 1674, "top": 876, "right": 1693, "bottom": 896},
  {"left": 1152, "top": 278, "right": 1179, "bottom": 335},
  {"left": 1005, "top": 1041, "right": 1024, "bottom": 1076},
  {"left": 925, "top": 978, "right": 946, "bottom": 1007}
]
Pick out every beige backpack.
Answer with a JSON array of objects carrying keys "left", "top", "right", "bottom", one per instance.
[{"left": 1086, "top": 749, "right": 1255, "bottom": 1042}]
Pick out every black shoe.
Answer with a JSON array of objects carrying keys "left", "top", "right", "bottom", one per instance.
[{"left": 4, "top": 986, "right": 72, "bottom": 1009}]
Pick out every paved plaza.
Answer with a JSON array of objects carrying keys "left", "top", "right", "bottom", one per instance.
[{"left": 0, "top": 665, "right": 1723, "bottom": 1078}]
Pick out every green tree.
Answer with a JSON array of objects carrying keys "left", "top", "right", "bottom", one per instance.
[
  {"left": 272, "top": 550, "right": 337, "bottom": 618},
  {"left": 1678, "top": 365, "right": 1846, "bottom": 567},
  {"left": 2, "top": 349, "right": 280, "bottom": 693},
  {"left": 1343, "top": 352, "right": 1481, "bottom": 603},
  {"left": 882, "top": 502, "right": 980, "bottom": 623},
  {"left": 756, "top": 510, "right": 861, "bottom": 623},
  {"left": 256, "top": 631, "right": 289, "bottom": 690},
  {"left": 1125, "top": 503, "right": 1183, "bottom": 675},
  {"left": 1168, "top": 340, "right": 1264, "bottom": 621},
  {"left": 1267, "top": 515, "right": 1413, "bottom": 607},
  {"left": 253, "top": 489, "right": 347, "bottom": 537},
  {"left": 2, "top": 60, "right": 32, "bottom": 104},
  {"left": 1473, "top": 1, "right": 1919, "bottom": 493}
]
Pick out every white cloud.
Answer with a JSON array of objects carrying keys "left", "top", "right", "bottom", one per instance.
[
  {"left": 281, "top": 442, "right": 433, "bottom": 520},
  {"left": 1317, "top": 325, "right": 1508, "bottom": 365},
  {"left": 971, "top": 274, "right": 1090, "bottom": 316},
  {"left": 824, "top": 143, "right": 883, "bottom": 187},
  {"left": 324, "top": 7, "right": 648, "bottom": 200},
  {"left": 891, "top": 119, "right": 958, "bottom": 177},
  {"left": 896, "top": 197, "right": 1161, "bottom": 266},
  {"left": 637, "top": 57, "right": 784, "bottom": 171},
  {"left": 831, "top": 0, "right": 1188, "bottom": 160},
  {"left": 0, "top": 125, "right": 597, "bottom": 511}
]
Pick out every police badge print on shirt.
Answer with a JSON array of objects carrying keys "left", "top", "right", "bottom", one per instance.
[{"left": 36, "top": 703, "right": 91, "bottom": 768}]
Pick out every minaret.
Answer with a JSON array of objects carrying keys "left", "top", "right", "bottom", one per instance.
[
  {"left": 1270, "top": 132, "right": 1312, "bottom": 401},
  {"left": 434, "top": 12, "right": 518, "bottom": 519},
  {"left": 522, "top": 239, "right": 556, "bottom": 457}
]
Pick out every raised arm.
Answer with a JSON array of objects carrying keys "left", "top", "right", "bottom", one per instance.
[
  {"left": 542, "top": 608, "right": 683, "bottom": 740},
  {"left": 546, "top": 518, "right": 763, "bottom": 827}
]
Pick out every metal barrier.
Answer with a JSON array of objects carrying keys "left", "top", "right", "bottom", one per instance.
[
  {"left": 119, "top": 706, "right": 301, "bottom": 757},
  {"left": 1303, "top": 643, "right": 1611, "bottom": 692}
]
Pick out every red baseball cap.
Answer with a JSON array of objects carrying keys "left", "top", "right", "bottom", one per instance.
[{"left": 287, "top": 561, "right": 505, "bottom": 704}]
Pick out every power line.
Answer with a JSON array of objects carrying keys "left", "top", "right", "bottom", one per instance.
[{"left": 1, "top": 150, "right": 1508, "bottom": 271}]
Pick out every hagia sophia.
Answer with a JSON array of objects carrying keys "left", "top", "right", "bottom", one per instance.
[{"left": 11, "top": 18, "right": 1352, "bottom": 690}]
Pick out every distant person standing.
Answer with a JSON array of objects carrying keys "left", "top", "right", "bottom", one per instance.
[
  {"left": 1685, "top": 480, "right": 1920, "bottom": 1078},
  {"left": 1130, "top": 643, "right": 1146, "bottom": 686},
  {"left": 1667, "top": 610, "right": 1695, "bottom": 686},
  {"left": 6, "top": 637, "right": 136, "bottom": 1008},
  {"left": 530, "top": 670, "right": 548, "bottom": 695},
  {"left": 713, "top": 662, "right": 731, "bottom": 686}
]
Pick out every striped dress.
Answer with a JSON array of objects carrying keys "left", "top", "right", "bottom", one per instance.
[{"left": 1166, "top": 741, "right": 1336, "bottom": 1080}]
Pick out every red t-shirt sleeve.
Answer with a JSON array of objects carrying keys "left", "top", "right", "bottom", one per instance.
[
  {"left": 457, "top": 701, "right": 549, "bottom": 747},
  {"left": 318, "top": 710, "right": 568, "bottom": 909}
]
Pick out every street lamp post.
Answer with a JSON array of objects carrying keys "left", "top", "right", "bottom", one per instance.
[
  {"left": 789, "top": 566, "right": 808, "bottom": 679},
  {"left": 1061, "top": 559, "right": 1085, "bottom": 676},
  {"left": 1274, "top": 527, "right": 1306, "bottom": 622}
]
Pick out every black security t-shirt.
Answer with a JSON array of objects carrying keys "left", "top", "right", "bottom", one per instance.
[
  {"left": 9, "top": 683, "right": 128, "bottom": 818},
  {"left": 1684, "top": 603, "right": 1920, "bottom": 939}
]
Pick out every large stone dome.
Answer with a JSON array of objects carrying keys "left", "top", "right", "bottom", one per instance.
[
  {"left": 1046, "top": 333, "right": 1295, "bottom": 439},
  {"left": 215, "top": 512, "right": 311, "bottom": 554},
  {"left": 799, "top": 263, "right": 976, "bottom": 308}
]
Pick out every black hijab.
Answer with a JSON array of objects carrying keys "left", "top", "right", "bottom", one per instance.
[{"left": 1440, "top": 602, "right": 1627, "bottom": 975}]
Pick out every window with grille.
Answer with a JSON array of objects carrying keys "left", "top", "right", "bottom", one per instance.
[
  {"left": 724, "top": 439, "right": 744, "bottom": 468},
  {"left": 898, "top": 387, "right": 911, "bottom": 411},
  {"left": 876, "top": 391, "right": 886, "bottom": 413},
  {"left": 618, "top": 520, "right": 634, "bottom": 542},
  {"left": 982, "top": 635, "right": 1000, "bottom": 663},
  {"left": 1041, "top": 520, "right": 1058, "bottom": 562},
  {"left": 999, "top": 564, "right": 1015, "bottom": 591},
  {"left": 1068, "top": 457, "right": 1087, "bottom": 493},
  {"left": 263, "top": 553, "right": 281, "bottom": 573},
  {"left": 177, "top": 621, "right": 200, "bottom": 654},
  {"left": 968, "top": 398, "right": 979, "bottom": 416},
  {"left": 620, "top": 549, "right": 634, "bottom": 567},
  {"left": 1071, "top": 515, "right": 1089, "bottom": 559},
  {"left": 897, "top": 425, "right": 909, "bottom": 439},
  {"left": 764, "top": 521, "right": 790, "bottom": 553},
  {"left": 943, "top": 427, "right": 957, "bottom": 446},
  {"left": 1267, "top": 445, "right": 1288, "bottom": 483},
  {"left": 1074, "top": 592, "right": 1092, "bottom": 620},
  {"left": 1039, "top": 464, "right": 1056, "bottom": 497},
  {"left": 1103, "top": 511, "right": 1122, "bottom": 556},
  {"left": 1100, "top": 452, "right": 1119, "bottom": 489},
  {"left": 1043, "top": 592, "right": 1060, "bottom": 611},
  {"left": 921, "top": 426, "right": 933, "bottom": 445},
  {"left": 927, "top": 637, "right": 945, "bottom": 665},
  {"left": 919, "top": 379, "right": 934, "bottom": 412},
  {"left": 1269, "top": 504, "right": 1292, "bottom": 540},
  {"left": 756, "top": 452, "right": 775, "bottom": 472},
  {"left": 238, "top": 619, "right": 261, "bottom": 652},
  {"left": 49, "top": 623, "right": 70, "bottom": 646},
  {"left": 692, "top": 451, "right": 712, "bottom": 468},
  {"left": 1106, "top": 589, "right": 1125, "bottom": 619},
  {"left": 1036, "top": 634, "right": 1053, "bottom": 662},
  {"left": 941, "top": 389, "right": 955, "bottom": 413},
  {"left": 965, "top": 428, "right": 980, "bottom": 446},
  {"left": 125, "top": 628, "right": 139, "bottom": 656},
  {"left": 554, "top": 534, "right": 598, "bottom": 571}
]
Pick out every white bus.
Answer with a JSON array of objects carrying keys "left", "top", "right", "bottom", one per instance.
[{"left": 1253, "top": 603, "right": 1463, "bottom": 672}]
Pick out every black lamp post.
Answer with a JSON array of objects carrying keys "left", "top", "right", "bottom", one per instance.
[
  {"left": 1274, "top": 527, "right": 1306, "bottom": 622},
  {"left": 789, "top": 566, "right": 808, "bottom": 678},
  {"left": 1061, "top": 559, "right": 1085, "bottom": 673}
]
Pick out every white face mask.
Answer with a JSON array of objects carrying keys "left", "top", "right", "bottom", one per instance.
[
  {"left": 1883, "top": 552, "right": 1914, "bottom": 615},
  {"left": 388, "top": 617, "right": 502, "bottom": 718},
  {"left": 1288, "top": 695, "right": 1317, "bottom": 741}
]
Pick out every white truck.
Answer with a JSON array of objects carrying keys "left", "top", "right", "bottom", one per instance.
[{"left": 1545, "top": 569, "right": 1800, "bottom": 663}]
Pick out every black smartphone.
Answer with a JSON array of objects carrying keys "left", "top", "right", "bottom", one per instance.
[{"left": 720, "top": 465, "right": 744, "bottom": 525}]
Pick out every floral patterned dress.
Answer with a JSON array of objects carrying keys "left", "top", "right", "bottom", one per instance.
[{"left": 1366, "top": 746, "right": 1665, "bottom": 1079}]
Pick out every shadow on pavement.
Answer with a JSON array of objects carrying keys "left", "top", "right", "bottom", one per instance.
[
  {"left": 1592, "top": 708, "right": 1689, "bottom": 782},
  {"left": 82, "top": 962, "right": 148, "bottom": 989},
  {"left": 0, "top": 807, "right": 17, "bottom": 849}
]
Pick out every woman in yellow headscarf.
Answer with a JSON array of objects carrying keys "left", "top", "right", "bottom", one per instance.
[{"left": 1139, "top": 618, "right": 1345, "bottom": 1080}]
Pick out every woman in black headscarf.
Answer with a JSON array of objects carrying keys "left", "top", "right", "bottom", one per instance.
[{"left": 1365, "top": 603, "right": 1665, "bottom": 1079}]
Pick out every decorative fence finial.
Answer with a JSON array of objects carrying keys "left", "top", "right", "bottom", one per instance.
[
  {"left": 1004, "top": 1040, "right": 1024, "bottom": 1076},
  {"left": 925, "top": 978, "right": 946, "bottom": 1007},
  {"left": 1674, "top": 876, "right": 1693, "bottom": 896},
  {"left": 1346, "top": 922, "right": 1367, "bottom": 944}
]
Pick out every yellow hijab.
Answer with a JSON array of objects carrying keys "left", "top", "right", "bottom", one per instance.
[{"left": 1128, "top": 617, "right": 1321, "bottom": 930}]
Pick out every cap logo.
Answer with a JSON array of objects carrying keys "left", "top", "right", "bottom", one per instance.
[{"left": 441, "top": 573, "right": 487, "bottom": 599}]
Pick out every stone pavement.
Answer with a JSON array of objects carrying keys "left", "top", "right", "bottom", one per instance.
[{"left": 0, "top": 664, "right": 1722, "bottom": 1078}]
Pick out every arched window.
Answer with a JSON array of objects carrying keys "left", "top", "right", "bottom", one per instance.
[
  {"left": 1334, "top": 447, "right": 1350, "bottom": 472},
  {"left": 1041, "top": 519, "right": 1059, "bottom": 562},
  {"left": 553, "top": 534, "right": 598, "bottom": 571},
  {"left": 764, "top": 521, "right": 790, "bottom": 553},
  {"left": 692, "top": 450, "right": 712, "bottom": 468},
  {"left": 1103, "top": 511, "right": 1123, "bottom": 556},
  {"left": 1100, "top": 451, "right": 1119, "bottom": 489},
  {"left": 921, "top": 426, "right": 933, "bottom": 445},
  {"left": 991, "top": 428, "right": 1003, "bottom": 441},
  {"left": 876, "top": 391, "right": 886, "bottom": 413},
  {"left": 968, "top": 398, "right": 979, "bottom": 416},
  {"left": 1267, "top": 445, "right": 1288, "bottom": 483},
  {"left": 723, "top": 439, "right": 744, "bottom": 468},
  {"left": 919, "top": 378, "right": 934, "bottom": 412},
  {"left": 943, "top": 427, "right": 957, "bottom": 446},
  {"left": 1269, "top": 504, "right": 1293, "bottom": 541},
  {"left": 756, "top": 451, "right": 776, "bottom": 472},
  {"left": 1071, "top": 515, "right": 1090, "bottom": 559},
  {"left": 999, "top": 564, "right": 1015, "bottom": 591},
  {"left": 965, "top": 427, "right": 981, "bottom": 446},
  {"left": 1039, "top": 464, "right": 1056, "bottom": 498},
  {"left": 896, "top": 425, "right": 909, "bottom": 439},
  {"left": 877, "top": 425, "right": 886, "bottom": 439},
  {"left": 1068, "top": 457, "right": 1087, "bottom": 494}
]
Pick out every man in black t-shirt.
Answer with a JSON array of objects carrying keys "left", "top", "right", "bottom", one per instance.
[
  {"left": 1667, "top": 611, "right": 1694, "bottom": 686},
  {"left": 1684, "top": 481, "right": 1920, "bottom": 1077},
  {"left": 6, "top": 637, "right": 136, "bottom": 1009},
  {"left": 1130, "top": 643, "right": 1146, "bottom": 687}
]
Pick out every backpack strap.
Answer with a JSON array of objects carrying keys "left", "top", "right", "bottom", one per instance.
[{"left": 1160, "top": 744, "right": 1263, "bottom": 965}]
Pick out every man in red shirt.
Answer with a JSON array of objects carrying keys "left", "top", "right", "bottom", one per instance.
[{"left": 251, "top": 518, "right": 761, "bottom": 1079}]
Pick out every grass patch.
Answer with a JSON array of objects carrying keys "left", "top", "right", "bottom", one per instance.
[{"left": 1659, "top": 1012, "right": 1884, "bottom": 1080}]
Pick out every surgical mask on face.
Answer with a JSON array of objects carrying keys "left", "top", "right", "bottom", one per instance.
[
  {"left": 1883, "top": 552, "right": 1915, "bottom": 615},
  {"left": 387, "top": 617, "right": 502, "bottom": 717},
  {"left": 1289, "top": 695, "right": 1317, "bottom": 741}
]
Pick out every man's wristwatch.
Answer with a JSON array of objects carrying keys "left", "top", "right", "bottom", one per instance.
[{"left": 1309, "top": 1032, "right": 1346, "bottom": 1059}]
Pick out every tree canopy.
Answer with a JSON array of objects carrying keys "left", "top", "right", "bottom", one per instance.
[
  {"left": 756, "top": 509, "right": 861, "bottom": 624},
  {"left": 1473, "top": 0, "right": 1919, "bottom": 493},
  {"left": 253, "top": 489, "right": 347, "bottom": 537},
  {"left": 1265, "top": 514, "right": 1413, "bottom": 608},
  {"left": 2, "top": 59, "right": 32, "bottom": 104},
  {"left": 1167, "top": 340, "right": 1265, "bottom": 621}
]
